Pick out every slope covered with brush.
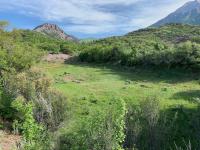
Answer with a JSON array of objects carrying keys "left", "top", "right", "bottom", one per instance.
[
  {"left": 8, "top": 29, "right": 80, "bottom": 54},
  {"left": 79, "top": 24, "right": 200, "bottom": 68}
]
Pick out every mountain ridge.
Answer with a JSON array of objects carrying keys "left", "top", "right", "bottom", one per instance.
[
  {"left": 152, "top": 0, "right": 200, "bottom": 27},
  {"left": 34, "top": 23, "right": 78, "bottom": 41}
]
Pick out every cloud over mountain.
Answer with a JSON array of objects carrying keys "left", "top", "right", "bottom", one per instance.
[{"left": 0, "top": 0, "right": 191, "bottom": 38}]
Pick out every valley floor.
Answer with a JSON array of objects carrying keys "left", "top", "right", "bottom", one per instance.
[
  {"left": 39, "top": 61, "right": 199, "bottom": 109},
  {"left": 37, "top": 61, "right": 200, "bottom": 148}
]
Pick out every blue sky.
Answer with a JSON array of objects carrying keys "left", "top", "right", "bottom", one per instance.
[{"left": 0, "top": 0, "right": 191, "bottom": 39}]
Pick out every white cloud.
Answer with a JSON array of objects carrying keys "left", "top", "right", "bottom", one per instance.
[
  {"left": 77, "top": 0, "right": 140, "bottom": 5},
  {"left": 64, "top": 25, "right": 115, "bottom": 34},
  {"left": 0, "top": 0, "right": 192, "bottom": 36},
  {"left": 42, "top": 0, "right": 117, "bottom": 23},
  {"left": 128, "top": 0, "right": 191, "bottom": 29},
  {"left": 1, "top": 0, "right": 114, "bottom": 23}
]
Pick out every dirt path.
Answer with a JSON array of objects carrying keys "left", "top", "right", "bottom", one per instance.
[
  {"left": 0, "top": 130, "right": 21, "bottom": 150},
  {"left": 43, "top": 53, "right": 72, "bottom": 62}
]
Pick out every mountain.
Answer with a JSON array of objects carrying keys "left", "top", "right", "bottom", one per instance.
[
  {"left": 79, "top": 23, "right": 200, "bottom": 68},
  {"left": 152, "top": 0, "right": 200, "bottom": 27},
  {"left": 34, "top": 23, "right": 77, "bottom": 41}
]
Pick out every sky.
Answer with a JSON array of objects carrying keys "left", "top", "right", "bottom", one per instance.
[{"left": 0, "top": 0, "right": 192, "bottom": 39}]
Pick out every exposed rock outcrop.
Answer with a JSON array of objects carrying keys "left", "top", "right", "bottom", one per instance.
[{"left": 34, "top": 23, "right": 78, "bottom": 41}]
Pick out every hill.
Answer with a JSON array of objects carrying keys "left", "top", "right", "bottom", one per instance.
[
  {"left": 79, "top": 24, "right": 200, "bottom": 68},
  {"left": 7, "top": 29, "right": 80, "bottom": 54},
  {"left": 34, "top": 23, "right": 78, "bottom": 41},
  {"left": 152, "top": 0, "right": 200, "bottom": 26}
]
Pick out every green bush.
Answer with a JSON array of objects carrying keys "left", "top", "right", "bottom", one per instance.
[
  {"left": 58, "top": 98, "right": 126, "bottom": 150},
  {"left": 0, "top": 34, "right": 43, "bottom": 73},
  {"left": 38, "top": 42, "right": 60, "bottom": 53},
  {"left": 0, "top": 21, "right": 9, "bottom": 30},
  {"left": 125, "top": 97, "right": 160, "bottom": 150},
  {"left": 0, "top": 67, "right": 67, "bottom": 129},
  {"left": 12, "top": 97, "right": 51, "bottom": 150},
  {"left": 60, "top": 42, "right": 80, "bottom": 54}
]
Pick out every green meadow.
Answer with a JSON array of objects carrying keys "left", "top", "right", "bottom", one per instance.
[
  {"left": 37, "top": 61, "right": 200, "bottom": 149},
  {"left": 39, "top": 61, "right": 199, "bottom": 109}
]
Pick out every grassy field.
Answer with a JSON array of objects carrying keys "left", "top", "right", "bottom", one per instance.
[
  {"left": 37, "top": 61, "right": 200, "bottom": 148},
  {"left": 38, "top": 61, "right": 200, "bottom": 109}
]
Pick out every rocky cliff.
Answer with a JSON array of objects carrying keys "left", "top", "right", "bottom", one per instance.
[{"left": 34, "top": 23, "right": 77, "bottom": 41}]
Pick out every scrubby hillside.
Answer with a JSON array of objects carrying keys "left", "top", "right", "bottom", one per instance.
[
  {"left": 7, "top": 29, "right": 80, "bottom": 54},
  {"left": 79, "top": 24, "right": 200, "bottom": 68}
]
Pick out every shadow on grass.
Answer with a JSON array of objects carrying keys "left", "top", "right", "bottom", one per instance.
[
  {"left": 157, "top": 106, "right": 200, "bottom": 150},
  {"left": 64, "top": 58, "right": 200, "bottom": 84},
  {"left": 57, "top": 101, "right": 200, "bottom": 150},
  {"left": 172, "top": 90, "right": 200, "bottom": 103},
  {"left": 125, "top": 105, "right": 200, "bottom": 150}
]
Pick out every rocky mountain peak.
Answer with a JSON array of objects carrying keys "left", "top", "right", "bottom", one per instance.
[
  {"left": 152, "top": 0, "right": 200, "bottom": 27},
  {"left": 34, "top": 23, "right": 77, "bottom": 41}
]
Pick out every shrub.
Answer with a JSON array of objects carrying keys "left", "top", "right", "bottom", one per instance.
[
  {"left": 124, "top": 97, "right": 161, "bottom": 150},
  {"left": 0, "top": 41, "right": 43, "bottom": 73},
  {"left": 39, "top": 42, "right": 60, "bottom": 54},
  {"left": 60, "top": 42, "right": 79, "bottom": 54},
  {"left": 0, "top": 67, "right": 67, "bottom": 129},
  {"left": 58, "top": 98, "right": 126, "bottom": 150},
  {"left": 0, "top": 21, "right": 9, "bottom": 30},
  {"left": 12, "top": 96, "right": 51, "bottom": 150}
]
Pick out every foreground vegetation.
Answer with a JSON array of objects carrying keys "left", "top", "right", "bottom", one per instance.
[
  {"left": 39, "top": 62, "right": 200, "bottom": 149},
  {"left": 1, "top": 21, "right": 200, "bottom": 149},
  {"left": 0, "top": 21, "right": 68, "bottom": 149}
]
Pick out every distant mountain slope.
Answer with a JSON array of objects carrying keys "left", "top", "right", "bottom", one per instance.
[
  {"left": 152, "top": 0, "right": 200, "bottom": 26},
  {"left": 128, "top": 24, "right": 200, "bottom": 43},
  {"left": 79, "top": 24, "right": 200, "bottom": 68},
  {"left": 34, "top": 23, "right": 78, "bottom": 41}
]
